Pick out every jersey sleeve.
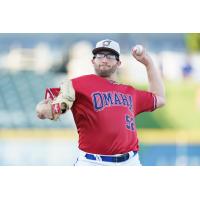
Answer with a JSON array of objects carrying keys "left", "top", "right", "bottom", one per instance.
[
  {"left": 133, "top": 88, "right": 157, "bottom": 116},
  {"left": 71, "top": 75, "right": 95, "bottom": 100},
  {"left": 71, "top": 75, "right": 91, "bottom": 104},
  {"left": 71, "top": 77, "right": 81, "bottom": 103}
]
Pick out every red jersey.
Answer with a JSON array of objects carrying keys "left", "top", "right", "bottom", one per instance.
[{"left": 71, "top": 74, "right": 156, "bottom": 155}]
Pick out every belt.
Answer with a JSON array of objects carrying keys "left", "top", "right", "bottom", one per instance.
[{"left": 85, "top": 151, "right": 137, "bottom": 163}]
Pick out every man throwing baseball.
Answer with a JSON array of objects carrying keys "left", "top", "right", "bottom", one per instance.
[{"left": 36, "top": 39, "right": 165, "bottom": 166}]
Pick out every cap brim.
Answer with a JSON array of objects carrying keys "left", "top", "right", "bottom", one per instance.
[{"left": 92, "top": 47, "right": 119, "bottom": 57}]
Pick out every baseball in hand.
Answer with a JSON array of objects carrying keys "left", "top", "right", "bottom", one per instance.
[{"left": 134, "top": 45, "right": 144, "bottom": 56}]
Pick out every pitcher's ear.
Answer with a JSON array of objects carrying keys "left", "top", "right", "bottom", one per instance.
[{"left": 117, "top": 60, "right": 121, "bottom": 66}]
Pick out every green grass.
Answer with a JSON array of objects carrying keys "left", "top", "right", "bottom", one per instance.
[{"left": 129, "top": 80, "right": 200, "bottom": 130}]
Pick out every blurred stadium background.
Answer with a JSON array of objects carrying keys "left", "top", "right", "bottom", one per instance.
[{"left": 0, "top": 33, "right": 200, "bottom": 165}]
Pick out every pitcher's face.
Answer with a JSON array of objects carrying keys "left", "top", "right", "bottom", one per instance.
[{"left": 92, "top": 51, "right": 121, "bottom": 78}]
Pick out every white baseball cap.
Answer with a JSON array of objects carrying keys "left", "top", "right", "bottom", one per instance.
[{"left": 92, "top": 39, "right": 120, "bottom": 57}]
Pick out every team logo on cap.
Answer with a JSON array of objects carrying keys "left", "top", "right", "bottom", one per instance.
[{"left": 102, "top": 40, "right": 111, "bottom": 47}]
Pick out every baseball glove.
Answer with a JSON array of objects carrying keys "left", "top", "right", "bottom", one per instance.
[{"left": 36, "top": 78, "right": 75, "bottom": 121}]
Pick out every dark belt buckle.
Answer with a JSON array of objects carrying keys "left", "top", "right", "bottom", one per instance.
[
  {"left": 120, "top": 153, "right": 129, "bottom": 162},
  {"left": 112, "top": 153, "right": 129, "bottom": 163}
]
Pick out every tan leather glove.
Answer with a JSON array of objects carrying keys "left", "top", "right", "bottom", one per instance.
[{"left": 36, "top": 78, "right": 75, "bottom": 121}]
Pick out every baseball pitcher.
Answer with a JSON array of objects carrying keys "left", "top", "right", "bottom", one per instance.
[{"left": 36, "top": 39, "right": 166, "bottom": 166}]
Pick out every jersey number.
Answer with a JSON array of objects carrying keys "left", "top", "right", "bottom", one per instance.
[{"left": 125, "top": 115, "right": 135, "bottom": 131}]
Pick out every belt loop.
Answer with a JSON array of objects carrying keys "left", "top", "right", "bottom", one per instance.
[
  {"left": 95, "top": 154, "right": 102, "bottom": 162},
  {"left": 128, "top": 151, "right": 137, "bottom": 158}
]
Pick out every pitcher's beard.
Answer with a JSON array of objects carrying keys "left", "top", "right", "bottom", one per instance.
[{"left": 95, "top": 65, "right": 117, "bottom": 77}]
